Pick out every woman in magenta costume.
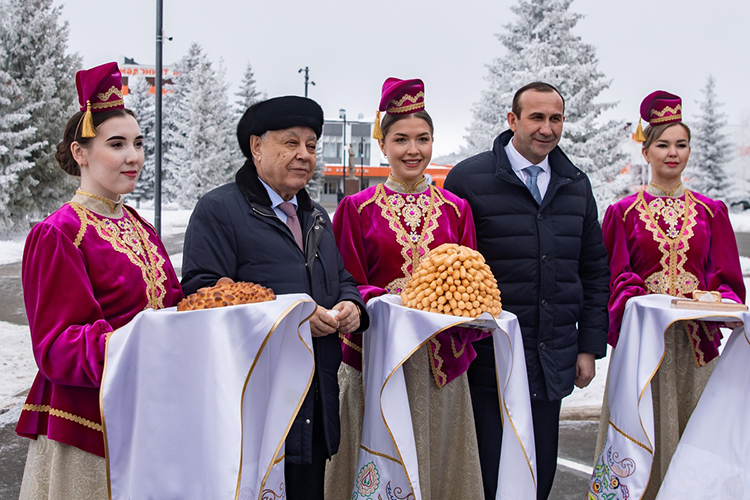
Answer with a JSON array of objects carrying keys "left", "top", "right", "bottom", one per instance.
[
  {"left": 595, "top": 90, "right": 745, "bottom": 498},
  {"left": 326, "top": 78, "right": 485, "bottom": 499},
  {"left": 15, "top": 62, "right": 183, "bottom": 500}
]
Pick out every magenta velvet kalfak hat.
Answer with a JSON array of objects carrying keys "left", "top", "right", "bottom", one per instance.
[
  {"left": 372, "top": 77, "right": 425, "bottom": 139},
  {"left": 75, "top": 62, "right": 125, "bottom": 138},
  {"left": 640, "top": 90, "right": 682, "bottom": 126},
  {"left": 379, "top": 77, "right": 425, "bottom": 114}
]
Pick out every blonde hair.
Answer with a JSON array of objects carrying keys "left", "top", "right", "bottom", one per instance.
[{"left": 642, "top": 122, "right": 691, "bottom": 150}]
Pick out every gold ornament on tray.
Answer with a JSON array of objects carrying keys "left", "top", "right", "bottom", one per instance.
[
  {"left": 401, "top": 243, "right": 502, "bottom": 318},
  {"left": 670, "top": 289, "right": 748, "bottom": 311},
  {"left": 177, "top": 278, "right": 276, "bottom": 311}
]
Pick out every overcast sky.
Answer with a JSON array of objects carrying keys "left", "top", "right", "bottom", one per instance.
[{"left": 56, "top": 0, "right": 750, "bottom": 156}]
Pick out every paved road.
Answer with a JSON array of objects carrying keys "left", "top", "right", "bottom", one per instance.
[{"left": 1, "top": 230, "right": 747, "bottom": 499}]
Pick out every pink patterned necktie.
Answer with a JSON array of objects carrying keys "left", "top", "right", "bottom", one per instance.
[{"left": 278, "top": 202, "right": 304, "bottom": 251}]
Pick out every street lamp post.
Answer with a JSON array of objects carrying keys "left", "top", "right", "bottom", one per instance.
[
  {"left": 297, "top": 66, "right": 315, "bottom": 97},
  {"left": 359, "top": 136, "right": 365, "bottom": 191},
  {"left": 339, "top": 109, "right": 346, "bottom": 199}
]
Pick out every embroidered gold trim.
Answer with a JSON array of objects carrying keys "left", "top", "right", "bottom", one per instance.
[
  {"left": 23, "top": 404, "right": 103, "bottom": 432},
  {"left": 91, "top": 99, "right": 124, "bottom": 110},
  {"left": 691, "top": 195, "right": 714, "bottom": 217},
  {"left": 374, "top": 184, "right": 442, "bottom": 284},
  {"left": 450, "top": 336, "right": 466, "bottom": 358},
  {"left": 96, "top": 85, "right": 124, "bottom": 102},
  {"left": 684, "top": 320, "right": 706, "bottom": 367},
  {"left": 389, "top": 91, "right": 424, "bottom": 108},
  {"left": 636, "top": 191, "right": 699, "bottom": 297},
  {"left": 608, "top": 418, "right": 652, "bottom": 454},
  {"left": 434, "top": 188, "right": 462, "bottom": 218},
  {"left": 386, "top": 174, "right": 428, "bottom": 194},
  {"left": 650, "top": 104, "right": 682, "bottom": 119},
  {"left": 70, "top": 203, "right": 168, "bottom": 309},
  {"left": 385, "top": 277, "right": 409, "bottom": 295},
  {"left": 387, "top": 101, "right": 425, "bottom": 114},
  {"left": 360, "top": 445, "right": 403, "bottom": 464},
  {"left": 76, "top": 189, "right": 117, "bottom": 213},
  {"left": 338, "top": 332, "right": 363, "bottom": 353},
  {"left": 357, "top": 189, "right": 380, "bottom": 213},
  {"left": 428, "top": 337, "right": 448, "bottom": 388},
  {"left": 648, "top": 181, "right": 682, "bottom": 198}
]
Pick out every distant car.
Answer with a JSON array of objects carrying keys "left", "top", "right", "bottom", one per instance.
[{"left": 732, "top": 200, "right": 750, "bottom": 211}]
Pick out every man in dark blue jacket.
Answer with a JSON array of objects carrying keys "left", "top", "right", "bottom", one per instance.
[
  {"left": 444, "top": 82, "right": 609, "bottom": 500},
  {"left": 181, "top": 96, "right": 368, "bottom": 500}
]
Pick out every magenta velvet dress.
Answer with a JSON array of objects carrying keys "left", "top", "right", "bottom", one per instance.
[
  {"left": 603, "top": 188, "right": 745, "bottom": 363},
  {"left": 16, "top": 193, "right": 183, "bottom": 458},
  {"left": 327, "top": 177, "right": 486, "bottom": 500},
  {"left": 333, "top": 179, "right": 482, "bottom": 385}
]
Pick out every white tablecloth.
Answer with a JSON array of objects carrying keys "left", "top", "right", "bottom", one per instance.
[
  {"left": 352, "top": 295, "right": 536, "bottom": 500},
  {"left": 588, "top": 294, "right": 748, "bottom": 500},
  {"left": 101, "top": 294, "right": 317, "bottom": 500}
]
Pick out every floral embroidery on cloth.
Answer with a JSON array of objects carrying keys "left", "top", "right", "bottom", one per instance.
[
  {"left": 589, "top": 446, "right": 635, "bottom": 500},
  {"left": 353, "top": 461, "right": 415, "bottom": 500}
]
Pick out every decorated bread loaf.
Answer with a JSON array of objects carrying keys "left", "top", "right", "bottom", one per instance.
[
  {"left": 177, "top": 278, "right": 276, "bottom": 311},
  {"left": 401, "top": 243, "right": 502, "bottom": 318}
]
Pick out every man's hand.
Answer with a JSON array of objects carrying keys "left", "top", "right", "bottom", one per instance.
[
  {"left": 309, "top": 306, "right": 340, "bottom": 338},
  {"left": 574, "top": 352, "right": 596, "bottom": 389},
  {"left": 333, "top": 301, "right": 360, "bottom": 334}
]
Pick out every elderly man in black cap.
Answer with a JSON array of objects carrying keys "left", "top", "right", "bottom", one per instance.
[{"left": 181, "top": 96, "right": 368, "bottom": 500}]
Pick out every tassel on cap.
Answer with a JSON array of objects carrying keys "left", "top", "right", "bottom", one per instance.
[
  {"left": 81, "top": 101, "right": 96, "bottom": 138},
  {"left": 372, "top": 110, "right": 383, "bottom": 140},
  {"left": 634, "top": 118, "right": 646, "bottom": 143}
]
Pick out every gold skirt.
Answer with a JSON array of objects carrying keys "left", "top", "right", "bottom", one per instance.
[
  {"left": 18, "top": 435, "right": 108, "bottom": 500},
  {"left": 325, "top": 345, "right": 484, "bottom": 500},
  {"left": 594, "top": 321, "right": 717, "bottom": 500}
]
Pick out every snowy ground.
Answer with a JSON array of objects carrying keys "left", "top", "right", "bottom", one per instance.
[{"left": 2, "top": 208, "right": 750, "bottom": 411}]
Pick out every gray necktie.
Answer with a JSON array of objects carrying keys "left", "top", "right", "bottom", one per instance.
[
  {"left": 524, "top": 165, "right": 542, "bottom": 204},
  {"left": 278, "top": 202, "right": 304, "bottom": 251}
]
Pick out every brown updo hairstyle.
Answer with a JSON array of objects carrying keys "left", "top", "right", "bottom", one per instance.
[
  {"left": 55, "top": 108, "right": 137, "bottom": 176},
  {"left": 642, "top": 122, "right": 692, "bottom": 150},
  {"left": 379, "top": 110, "right": 434, "bottom": 140}
]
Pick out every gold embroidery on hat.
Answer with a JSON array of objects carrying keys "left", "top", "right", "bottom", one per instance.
[
  {"left": 387, "top": 101, "right": 426, "bottom": 114},
  {"left": 650, "top": 104, "right": 682, "bottom": 123},
  {"left": 97, "top": 85, "right": 124, "bottom": 102},
  {"left": 389, "top": 91, "right": 424, "bottom": 108},
  {"left": 91, "top": 99, "right": 124, "bottom": 110}
]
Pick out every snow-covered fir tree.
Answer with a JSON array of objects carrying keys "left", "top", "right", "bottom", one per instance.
[
  {"left": 687, "top": 75, "right": 732, "bottom": 200},
  {"left": 0, "top": 0, "right": 80, "bottom": 222},
  {"left": 0, "top": 49, "right": 44, "bottom": 234},
  {"left": 163, "top": 44, "right": 236, "bottom": 209},
  {"left": 463, "top": 0, "right": 629, "bottom": 212},
  {"left": 235, "top": 62, "right": 266, "bottom": 115},
  {"left": 125, "top": 77, "right": 155, "bottom": 206}
]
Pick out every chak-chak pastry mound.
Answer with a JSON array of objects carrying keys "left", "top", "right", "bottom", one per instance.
[
  {"left": 401, "top": 243, "right": 502, "bottom": 318},
  {"left": 177, "top": 278, "right": 276, "bottom": 311}
]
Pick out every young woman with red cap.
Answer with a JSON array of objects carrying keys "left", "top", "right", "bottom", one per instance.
[
  {"left": 327, "top": 78, "right": 485, "bottom": 500},
  {"left": 591, "top": 91, "right": 745, "bottom": 499},
  {"left": 16, "top": 62, "right": 182, "bottom": 499}
]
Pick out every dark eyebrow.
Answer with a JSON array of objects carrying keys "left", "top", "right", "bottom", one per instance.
[{"left": 105, "top": 135, "right": 127, "bottom": 141}]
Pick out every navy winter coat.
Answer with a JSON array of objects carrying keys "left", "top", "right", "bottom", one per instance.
[
  {"left": 444, "top": 130, "right": 609, "bottom": 401},
  {"left": 181, "top": 160, "right": 368, "bottom": 464}
]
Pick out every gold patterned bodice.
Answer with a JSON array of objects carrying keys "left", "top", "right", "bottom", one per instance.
[
  {"left": 628, "top": 189, "right": 713, "bottom": 297},
  {"left": 358, "top": 183, "right": 461, "bottom": 295},
  {"left": 69, "top": 191, "right": 168, "bottom": 309}
]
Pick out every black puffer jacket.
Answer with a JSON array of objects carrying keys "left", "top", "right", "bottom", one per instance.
[
  {"left": 181, "top": 160, "right": 368, "bottom": 464},
  {"left": 444, "top": 130, "right": 609, "bottom": 401}
]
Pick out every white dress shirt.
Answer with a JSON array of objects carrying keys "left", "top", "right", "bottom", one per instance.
[
  {"left": 504, "top": 138, "right": 551, "bottom": 199},
  {"left": 258, "top": 178, "right": 299, "bottom": 223}
]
